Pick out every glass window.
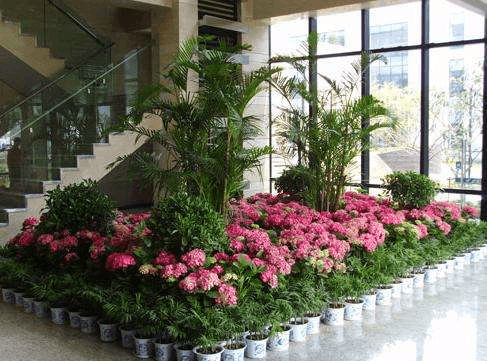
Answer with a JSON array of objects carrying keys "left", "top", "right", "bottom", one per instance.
[
  {"left": 370, "top": 50, "right": 421, "bottom": 185},
  {"left": 429, "top": 44, "right": 483, "bottom": 191},
  {"left": 318, "top": 56, "right": 361, "bottom": 183},
  {"left": 370, "top": 2, "right": 421, "bottom": 49},
  {"left": 271, "top": 17, "right": 308, "bottom": 57},
  {"left": 430, "top": 0, "right": 484, "bottom": 43},
  {"left": 317, "top": 11, "right": 361, "bottom": 54}
]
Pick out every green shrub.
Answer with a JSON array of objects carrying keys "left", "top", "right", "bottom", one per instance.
[
  {"left": 37, "top": 179, "right": 115, "bottom": 235},
  {"left": 383, "top": 171, "right": 439, "bottom": 209},
  {"left": 274, "top": 165, "right": 312, "bottom": 195},
  {"left": 147, "top": 193, "right": 228, "bottom": 255}
]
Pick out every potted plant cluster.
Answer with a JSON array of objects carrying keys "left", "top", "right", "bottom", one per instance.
[{"left": 1, "top": 35, "right": 487, "bottom": 361}]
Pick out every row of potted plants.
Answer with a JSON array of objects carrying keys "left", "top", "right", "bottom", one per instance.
[{"left": 0, "top": 177, "right": 486, "bottom": 360}]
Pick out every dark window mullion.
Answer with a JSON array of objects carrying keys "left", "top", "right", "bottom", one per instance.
[
  {"left": 420, "top": 0, "right": 430, "bottom": 175},
  {"left": 481, "top": 16, "right": 487, "bottom": 220},
  {"left": 361, "top": 9, "right": 370, "bottom": 190}
]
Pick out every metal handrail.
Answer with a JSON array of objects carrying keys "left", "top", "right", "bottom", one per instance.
[{"left": 46, "top": 0, "right": 111, "bottom": 47}]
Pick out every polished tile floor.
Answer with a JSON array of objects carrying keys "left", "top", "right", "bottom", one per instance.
[{"left": 1, "top": 260, "right": 487, "bottom": 361}]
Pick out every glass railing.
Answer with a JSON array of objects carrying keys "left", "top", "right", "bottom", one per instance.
[
  {"left": 0, "top": 0, "right": 112, "bottom": 112},
  {"left": 0, "top": 45, "right": 151, "bottom": 193}
]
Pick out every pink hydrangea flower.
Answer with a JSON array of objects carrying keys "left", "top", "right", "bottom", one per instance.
[
  {"left": 215, "top": 283, "right": 238, "bottom": 306},
  {"left": 105, "top": 252, "right": 136, "bottom": 271},
  {"left": 181, "top": 249, "right": 206, "bottom": 269},
  {"left": 161, "top": 263, "right": 188, "bottom": 279},
  {"left": 154, "top": 251, "right": 177, "bottom": 266},
  {"left": 179, "top": 273, "right": 198, "bottom": 292}
]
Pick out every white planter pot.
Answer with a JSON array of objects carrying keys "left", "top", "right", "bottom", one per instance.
[
  {"left": 400, "top": 276, "right": 414, "bottom": 294},
  {"left": 134, "top": 336, "right": 155, "bottom": 359},
  {"left": 98, "top": 321, "right": 118, "bottom": 342},
  {"left": 244, "top": 334, "right": 268, "bottom": 359},
  {"left": 376, "top": 286, "right": 392, "bottom": 305},
  {"left": 193, "top": 346, "right": 223, "bottom": 361},
  {"left": 324, "top": 304, "right": 345, "bottom": 326},
  {"left": 222, "top": 342, "right": 246, "bottom": 361},
  {"left": 436, "top": 262, "right": 447, "bottom": 278},
  {"left": 50, "top": 307, "right": 67, "bottom": 325},
  {"left": 267, "top": 325, "right": 291, "bottom": 351},
  {"left": 154, "top": 341, "right": 174, "bottom": 361},
  {"left": 446, "top": 259, "right": 455, "bottom": 273},
  {"left": 79, "top": 314, "right": 97, "bottom": 334},
  {"left": 424, "top": 268, "right": 437, "bottom": 284},
  {"left": 413, "top": 272, "right": 425, "bottom": 288},
  {"left": 305, "top": 313, "right": 321, "bottom": 335},
  {"left": 120, "top": 328, "right": 136, "bottom": 349},
  {"left": 391, "top": 281, "right": 402, "bottom": 298},
  {"left": 344, "top": 299, "right": 364, "bottom": 321},
  {"left": 23, "top": 297, "right": 34, "bottom": 313},
  {"left": 362, "top": 293, "right": 376, "bottom": 312},
  {"left": 289, "top": 319, "right": 308, "bottom": 342}
]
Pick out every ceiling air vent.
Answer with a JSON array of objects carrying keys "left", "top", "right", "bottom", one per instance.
[{"left": 198, "top": 0, "right": 238, "bottom": 21}]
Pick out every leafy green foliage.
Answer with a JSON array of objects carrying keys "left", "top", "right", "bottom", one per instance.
[
  {"left": 37, "top": 179, "right": 115, "bottom": 235},
  {"left": 274, "top": 165, "right": 312, "bottom": 196},
  {"left": 272, "top": 34, "right": 393, "bottom": 211},
  {"left": 109, "top": 36, "right": 277, "bottom": 218},
  {"left": 147, "top": 193, "right": 228, "bottom": 255},
  {"left": 383, "top": 171, "right": 439, "bottom": 209}
]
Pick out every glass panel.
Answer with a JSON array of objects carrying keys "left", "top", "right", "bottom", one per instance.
[
  {"left": 317, "top": 56, "right": 361, "bottom": 184},
  {"left": 317, "top": 11, "right": 361, "bottom": 54},
  {"left": 429, "top": 44, "right": 483, "bottom": 191},
  {"left": 370, "top": 50, "right": 421, "bottom": 185},
  {"left": 1, "top": 47, "right": 151, "bottom": 193},
  {"left": 271, "top": 17, "right": 308, "bottom": 57},
  {"left": 370, "top": 2, "right": 421, "bottom": 49},
  {"left": 435, "top": 193, "right": 481, "bottom": 210},
  {"left": 430, "top": 0, "right": 484, "bottom": 43}
]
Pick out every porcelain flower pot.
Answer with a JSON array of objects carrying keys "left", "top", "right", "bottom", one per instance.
[
  {"left": 154, "top": 340, "right": 174, "bottom": 361},
  {"left": 50, "top": 306, "right": 67, "bottom": 325},
  {"left": 344, "top": 299, "right": 364, "bottom": 321},
  {"left": 33, "top": 300, "right": 49, "bottom": 318},
  {"left": 98, "top": 320, "right": 118, "bottom": 342},
  {"left": 174, "top": 343, "right": 196, "bottom": 361},
  {"left": 400, "top": 276, "right": 414, "bottom": 294},
  {"left": 222, "top": 342, "right": 246, "bottom": 361},
  {"left": 68, "top": 310, "right": 80, "bottom": 328},
  {"left": 193, "top": 345, "right": 223, "bottom": 361},
  {"left": 134, "top": 335, "right": 155, "bottom": 359},
  {"left": 1, "top": 288, "right": 14, "bottom": 304},
  {"left": 324, "top": 303, "right": 345, "bottom": 326},
  {"left": 305, "top": 312, "right": 321, "bottom": 335},
  {"left": 424, "top": 267, "right": 438, "bottom": 284},
  {"left": 244, "top": 334, "right": 268, "bottom": 359},
  {"left": 267, "top": 325, "right": 291, "bottom": 351},
  {"left": 376, "top": 286, "right": 392, "bottom": 305},
  {"left": 413, "top": 271, "right": 425, "bottom": 288},
  {"left": 362, "top": 292, "right": 376, "bottom": 311},
  {"left": 120, "top": 327, "right": 136, "bottom": 349},
  {"left": 22, "top": 297, "right": 34, "bottom": 313},
  {"left": 79, "top": 314, "right": 97, "bottom": 334},
  {"left": 289, "top": 318, "right": 308, "bottom": 342}
]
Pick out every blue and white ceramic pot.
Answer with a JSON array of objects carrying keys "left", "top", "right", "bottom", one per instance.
[
  {"left": 98, "top": 321, "right": 118, "bottom": 342},
  {"left": 193, "top": 346, "right": 224, "bottom": 361},
  {"left": 376, "top": 286, "right": 392, "bottom": 305},
  {"left": 446, "top": 259, "right": 455, "bottom": 273},
  {"left": 50, "top": 306, "right": 66, "bottom": 325},
  {"left": 436, "top": 262, "right": 447, "bottom": 278},
  {"left": 134, "top": 335, "right": 155, "bottom": 359},
  {"left": 455, "top": 255, "right": 465, "bottom": 270},
  {"left": 305, "top": 313, "right": 321, "bottom": 335},
  {"left": 391, "top": 281, "right": 402, "bottom": 298},
  {"left": 79, "top": 314, "right": 97, "bottom": 334},
  {"left": 290, "top": 318, "right": 308, "bottom": 342},
  {"left": 68, "top": 310, "right": 80, "bottom": 328},
  {"left": 244, "top": 334, "right": 268, "bottom": 359},
  {"left": 120, "top": 327, "right": 136, "bottom": 349},
  {"left": 344, "top": 299, "right": 364, "bottom": 321},
  {"left": 174, "top": 343, "right": 196, "bottom": 361},
  {"left": 362, "top": 292, "right": 376, "bottom": 311},
  {"left": 424, "top": 267, "right": 437, "bottom": 284},
  {"left": 413, "top": 271, "right": 425, "bottom": 288},
  {"left": 22, "top": 297, "right": 34, "bottom": 313},
  {"left": 222, "top": 342, "right": 246, "bottom": 361},
  {"left": 154, "top": 341, "right": 174, "bottom": 361},
  {"left": 400, "top": 276, "right": 414, "bottom": 294},
  {"left": 267, "top": 325, "right": 291, "bottom": 351},
  {"left": 13, "top": 291, "right": 24, "bottom": 307},
  {"left": 33, "top": 300, "right": 48, "bottom": 318},
  {"left": 1, "top": 288, "right": 14, "bottom": 304},
  {"left": 324, "top": 303, "right": 345, "bottom": 326}
]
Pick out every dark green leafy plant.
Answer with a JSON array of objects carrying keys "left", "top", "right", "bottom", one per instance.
[
  {"left": 109, "top": 36, "right": 277, "bottom": 218},
  {"left": 146, "top": 193, "right": 228, "bottom": 256},
  {"left": 37, "top": 179, "right": 115, "bottom": 235},
  {"left": 274, "top": 165, "right": 312, "bottom": 196},
  {"left": 383, "top": 171, "right": 439, "bottom": 209}
]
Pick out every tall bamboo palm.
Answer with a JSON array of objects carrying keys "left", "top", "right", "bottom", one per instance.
[
  {"left": 272, "top": 34, "right": 395, "bottom": 211},
  {"left": 110, "top": 37, "right": 278, "bottom": 218}
]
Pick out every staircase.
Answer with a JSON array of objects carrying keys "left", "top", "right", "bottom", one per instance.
[
  {"left": 0, "top": 14, "right": 66, "bottom": 79},
  {"left": 0, "top": 113, "right": 161, "bottom": 244}
]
